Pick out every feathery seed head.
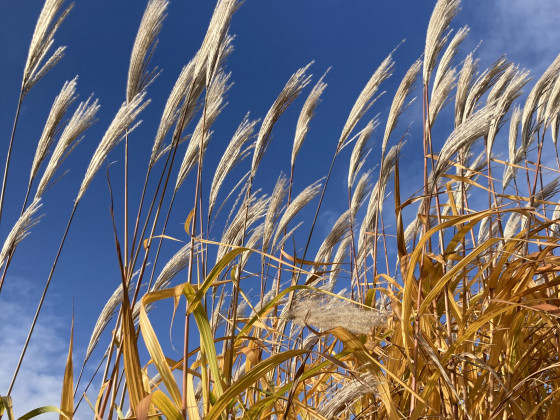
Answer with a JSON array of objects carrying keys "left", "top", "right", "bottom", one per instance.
[
  {"left": 0, "top": 199, "right": 43, "bottom": 268},
  {"left": 30, "top": 77, "right": 78, "bottom": 182},
  {"left": 252, "top": 63, "right": 313, "bottom": 175},
  {"left": 382, "top": 59, "right": 420, "bottom": 156},
  {"left": 423, "top": 0, "right": 461, "bottom": 85},
  {"left": 292, "top": 71, "right": 328, "bottom": 168},
  {"left": 338, "top": 54, "right": 393, "bottom": 153},
  {"left": 127, "top": 0, "right": 168, "bottom": 102},
  {"left": 37, "top": 95, "right": 100, "bottom": 198},
  {"left": 77, "top": 92, "right": 150, "bottom": 202},
  {"left": 22, "top": 0, "right": 73, "bottom": 95}
]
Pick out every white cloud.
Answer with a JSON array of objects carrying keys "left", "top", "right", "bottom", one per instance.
[
  {"left": 463, "top": 0, "right": 560, "bottom": 73},
  {"left": 0, "top": 279, "right": 68, "bottom": 419}
]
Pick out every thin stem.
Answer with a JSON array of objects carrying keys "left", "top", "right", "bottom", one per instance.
[{"left": 0, "top": 92, "right": 24, "bottom": 227}]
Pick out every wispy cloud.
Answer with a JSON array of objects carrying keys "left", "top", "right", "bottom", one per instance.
[
  {"left": 0, "top": 278, "right": 68, "bottom": 418},
  {"left": 463, "top": 0, "right": 560, "bottom": 73}
]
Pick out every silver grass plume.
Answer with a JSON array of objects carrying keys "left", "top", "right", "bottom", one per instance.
[
  {"left": 211, "top": 171, "right": 250, "bottom": 228},
  {"left": 22, "top": 0, "right": 73, "bottom": 95},
  {"left": 252, "top": 63, "right": 313, "bottom": 175},
  {"left": 208, "top": 114, "right": 258, "bottom": 220},
  {"left": 487, "top": 63, "right": 516, "bottom": 105},
  {"left": 503, "top": 106, "right": 523, "bottom": 190},
  {"left": 503, "top": 212, "right": 522, "bottom": 241},
  {"left": 533, "top": 178, "right": 559, "bottom": 204},
  {"left": 315, "top": 210, "right": 351, "bottom": 264},
  {"left": 545, "top": 72, "right": 560, "bottom": 143},
  {"left": 551, "top": 205, "right": 560, "bottom": 236},
  {"left": 77, "top": 92, "right": 150, "bottom": 202},
  {"left": 149, "top": 59, "right": 196, "bottom": 167},
  {"left": 292, "top": 71, "right": 328, "bottom": 168},
  {"left": 432, "top": 101, "right": 497, "bottom": 181},
  {"left": 463, "top": 57, "right": 509, "bottom": 123},
  {"left": 441, "top": 152, "right": 485, "bottom": 217},
  {"left": 358, "top": 143, "right": 401, "bottom": 259},
  {"left": 351, "top": 171, "right": 372, "bottom": 219},
  {"left": 217, "top": 192, "right": 269, "bottom": 262},
  {"left": 0, "top": 198, "right": 43, "bottom": 268},
  {"left": 455, "top": 53, "right": 478, "bottom": 126},
  {"left": 262, "top": 174, "right": 288, "bottom": 256},
  {"left": 486, "top": 67, "right": 530, "bottom": 156},
  {"left": 319, "top": 372, "right": 378, "bottom": 419},
  {"left": 127, "top": 0, "right": 168, "bottom": 102},
  {"left": 521, "top": 54, "right": 560, "bottom": 151},
  {"left": 348, "top": 119, "right": 376, "bottom": 190},
  {"left": 239, "top": 223, "right": 264, "bottom": 270},
  {"left": 423, "top": 0, "right": 461, "bottom": 86},
  {"left": 429, "top": 67, "right": 457, "bottom": 125},
  {"left": 432, "top": 26, "right": 468, "bottom": 98},
  {"left": 382, "top": 59, "right": 421, "bottom": 156},
  {"left": 152, "top": 242, "right": 194, "bottom": 291},
  {"left": 285, "top": 295, "right": 387, "bottom": 335},
  {"left": 329, "top": 236, "right": 351, "bottom": 285},
  {"left": 273, "top": 223, "right": 303, "bottom": 253},
  {"left": 152, "top": 134, "right": 191, "bottom": 165},
  {"left": 197, "top": 0, "right": 240, "bottom": 85},
  {"left": 338, "top": 54, "right": 393, "bottom": 153},
  {"left": 36, "top": 95, "right": 100, "bottom": 198},
  {"left": 272, "top": 180, "right": 322, "bottom": 249},
  {"left": 85, "top": 276, "right": 138, "bottom": 362},
  {"left": 175, "top": 71, "right": 232, "bottom": 191},
  {"left": 477, "top": 216, "right": 500, "bottom": 246},
  {"left": 30, "top": 77, "right": 78, "bottom": 182}
]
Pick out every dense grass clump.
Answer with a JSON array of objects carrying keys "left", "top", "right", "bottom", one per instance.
[{"left": 2, "top": 0, "right": 560, "bottom": 418}]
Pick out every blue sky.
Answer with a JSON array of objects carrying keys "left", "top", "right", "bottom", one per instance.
[{"left": 1, "top": 0, "right": 559, "bottom": 417}]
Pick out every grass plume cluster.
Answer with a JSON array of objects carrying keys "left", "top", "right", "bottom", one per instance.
[{"left": 2, "top": 0, "right": 560, "bottom": 419}]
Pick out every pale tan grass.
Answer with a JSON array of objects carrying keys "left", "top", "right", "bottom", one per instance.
[
  {"left": 348, "top": 119, "right": 376, "bottom": 190},
  {"left": 351, "top": 171, "right": 371, "bottom": 219},
  {"left": 338, "top": 54, "right": 393, "bottom": 153},
  {"left": 423, "top": 0, "right": 461, "bottom": 85},
  {"left": 37, "top": 95, "right": 100, "bottom": 198},
  {"left": 149, "top": 59, "right": 196, "bottom": 167},
  {"left": 30, "top": 77, "right": 78, "bottom": 182},
  {"left": 329, "top": 236, "right": 351, "bottom": 285},
  {"left": 432, "top": 26, "right": 468, "bottom": 97},
  {"left": 433, "top": 101, "right": 497, "bottom": 180},
  {"left": 22, "top": 0, "right": 73, "bottom": 95},
  {"left": 0, "top": 198, "right": 43, "bottom": 268},
  {"left": 521, "top": 55, "right": 560, "bottom": 150},
  {"left": 314, "top": 209, "right": 351, "bottom": 264},
  {"left": 286, "top": 295, "right": 387, "bottom": 335},
  {"left": 175, "top": 71, "right": 232, "bottom": 190},
  {"left": 358, "top": 143, "right": 401, "bottom": 253},
  {"left": 152, "top": 242, "right": 194, "bottom": 291},
  {"left": 262, "top": 174, "right": 288, "bottom": 256},
  {"left": 292, "top": 71, "right": 328, "bottom": 168},
  {"left": 217, "top": 191, "right": 269, "bottom": 261},
  {"left": 486, "top": 68, "right": 530, "bottom": 154},
  {"left": 77, "top": 92, "right": 150, "bottom": 202},
  {"left": 252, "top": 63, "right": 313, "bottom": 175},
  {"left": 382, "top": 59, "right": 420, "bottom": 156},
  {"left": 208, "top": 114, "right": 258, "bottom": 220},
  {"left": 197, "top": 0, "right": 240, "bottom": 84},
  {"left": 319, "top": 372, "right": 378, "bottom": 419},
  {"left": 272, "top": 180, "right": 322, "bottom": 249},
  {"left": 503, "top": 105, "right": 523, "bottom": 189},
  {"left": 429, "top": 67, "right": 457, "bottom": 125},
  {"left": 127, "top": 0, "right": 168, "bottom": 102},
  {"left": 463, "top": 57, "right": 508, "bottom": 122},
  {"left": 455, "top": 52, "right": 478, "bottom": 126}
]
